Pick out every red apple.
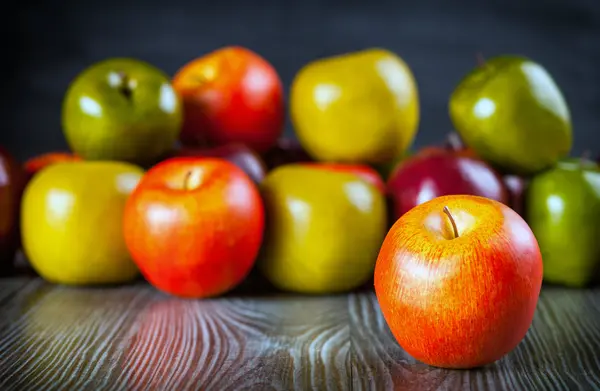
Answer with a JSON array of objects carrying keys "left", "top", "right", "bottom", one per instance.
[
  {"left": 24, "top": 152, "right": 81, "bottom": 182},
  {"left": 123, "top": 157, "right": 265, "bottom": 298},
  {"left": 387, "top": 143, "right": 509, "bottom": 220},
  {"left": 0, "top": 146, "right": 26, "bottom": 273},
  {"left": 300, "top": 162, "right": 385, "bottom": 193},
  {"left": 262, "top": 138, "right": 314, "bottom": 171},
  {"left": 442, "top": 131, "right": 528, "bottom": 215},
  {"left": 168, "top": 143, "right": 267, "bottom": 184},
  {"left": 173, "top": 46, "right": 285, "bottom": 153},
  {"left": 375, "top": 194, "right": 543, "bottom": 369}
]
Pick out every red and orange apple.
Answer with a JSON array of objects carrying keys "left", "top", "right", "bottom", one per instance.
[
  {"left": 173, "top": 46, "right": 285, "bottom": 153},
  {"left": 374, "top": 194, "right": 543, "bottom": 369},
  {"left": 123, "top": 157, "right": 265, "bottom": 298}
]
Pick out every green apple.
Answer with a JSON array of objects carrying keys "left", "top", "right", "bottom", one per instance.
[
  {"left": 21, "top": 161, "right": 145, "bottom": 285},
  {"left": 449, "top": 55, "right": 572, "bottom": 176},
  {"left": 258, "top": 164, "right": 387, "bottom": 294},
  {"left": 525, "top": 158, "right": 600, "bottom": 287},
  {"left": 62, "top": 58, "right": 183, "bottom": 166}
]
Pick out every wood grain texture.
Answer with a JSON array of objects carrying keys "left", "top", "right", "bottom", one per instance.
[
  {"left": 350, "top": 288, "right": 600, "bottom": 391},
  {"left": 0, "top": 278, "right": 350, "bottom": 391},
  {"left": 0, "top": 278, "right": 598, "bottom": 391}
]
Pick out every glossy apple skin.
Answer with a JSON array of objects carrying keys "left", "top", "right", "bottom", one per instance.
[
  {"left": 123, "top": 157, "right": 265, "bottom": 298},
  {"left": 0, "top": 147, "right": 26, "bottom": 272},
  {"left": 168, "top": 143, "right": 267, "bottom": 184},
  {"left": 262, "top": 138, "right": 314, "bottom": 171},
  {"left": 259, "top": 164, "right": 387, "bottom": 294},
  {"left": 290, "top": 48, "right": 419, "bottom": 164},
  {"left": 63, "top": 58, "right": 183, "bottom": 166},
  {"left": 449, "top": 56, "right": 572, "bottom": 175},
  {"left": 24, "top": 152, "right": 81, "bottom": 182},
  {"left": 387, "top": 148, "right": 509, "bottom": 220},
  {"left": 173, "top": 46, "right": 284, "bottom": 153},
  {"left": 21, "top": 161, "right": 144, "bottom": 285},
  {"left": 375, "top": 195, "right": 543, "bottom": 369},
  {"left": 300, "top": 162, "right": 385, "bottom": 193}
]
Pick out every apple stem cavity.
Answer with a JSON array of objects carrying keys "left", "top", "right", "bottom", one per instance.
[
  {"left": 183, "top": 169, "right": 203, "bottom": 190},
  {"left": 443, "top": 206, "right": 459, "bottom": 239},
  {"left": 116, "top": 71, "right": 133, "bottom": 101}
]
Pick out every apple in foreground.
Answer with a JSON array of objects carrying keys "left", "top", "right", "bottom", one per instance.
[
  {"left": 21, "top": 161, "right": 144, "bottom": 285},
  {"left": 123, "top": 157, "right": 265, "bottom": 298},
  {"left": 62, "top": 58, "right": 183, "bottom": 166},
  {"left": 387, "top": 143, "right": 508, "bottom": 220},
  {"left": 173, "top": 46, "right": 284, "bottom": 153},
  {"left": 168, "top": 143, "right": 267, "bottom": 184},
  {"left": 0, "top": 146, "right": 26, "bottom": 273},
  {"left": 375, "top": 195, "right": 543, "bottom": 369}
]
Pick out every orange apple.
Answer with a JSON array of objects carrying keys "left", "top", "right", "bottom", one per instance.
[
  {"left": 123, "top": 157, "right": 265, "bottom": 298},
  {"left": 375, "top": 194, "right": 543, "bottom": 369}
]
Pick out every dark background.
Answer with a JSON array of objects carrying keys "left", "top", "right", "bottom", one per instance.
[{"left": 3, "top": 0, "right": 599, "bottom": 162}]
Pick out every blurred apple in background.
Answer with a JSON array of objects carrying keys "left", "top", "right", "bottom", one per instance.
[
  {"left": 387, "top": 140, "right": 508, "bottom": 220},
  {"left": 449, "top": 55, "right": 572, "bottom": 176},
  {"left": 261, "top": 138, "right": 314, "bottom": 171},
  {"left": 0, "top": 146, "right": 26, "bottom": 274},
  {"left": 167, "top": 143, "right": 267, "bottom": 184},
  {"left": 258, "top": 164, "right": 386, "bottom": 294},
  {"left": 439, "top": 131, "right": 528, "bottom": 215},
  {"left": 290, "top": 48, "right": 419, "bottom": 165},
  {"left": 62, "top": 58, "right": 183, "bottom": 167},
  {"left": 21, "top": 161, "right": 144, "bottom": 285},
  {"left": 123, "top": 157, "right": 265, "bottom": 299},
  {"left": 173, "top": 46, "right": 284, "bottom": 153},
  {"left": 526, "top": 158, "right": 600, "bottom": 287},
  {"left": 24, "top": 152, "right": 81, "bottom": 182}
]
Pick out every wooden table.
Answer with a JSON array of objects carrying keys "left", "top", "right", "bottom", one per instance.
[{"left": 0, "top": 277, "right": 598, "bottom": 391}]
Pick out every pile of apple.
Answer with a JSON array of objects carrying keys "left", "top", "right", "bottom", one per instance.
[{"left": 2, "top": 44, "right": 597, "bottom": 368}]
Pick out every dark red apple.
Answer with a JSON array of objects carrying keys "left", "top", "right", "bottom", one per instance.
[
  {"left": 438, "top": 131, "right": 527, "bottom": 215},
  {"left": 0, "top": 146, "right": 26, "bottom": 273},
  {"left": 262, "top": 138, "right": 313, "bottom": 171},
  {"left": 387, "top": 144, "right": 509, "bottom": 220},
  {"left": 504, "top": 175, "right": 527, "bottom": 216},
  {"left": 168, "top": 143, "right": 267, "bottom": 184}
]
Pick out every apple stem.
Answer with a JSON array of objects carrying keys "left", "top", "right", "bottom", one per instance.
[
  {"left": 117, "top": 71, "right": 133, "bottom": 100},
  {"left": 443, "top": 206, "right": 459, "bottom": 239},
  {"left": 476, "top": 52, "right": 486, "bottom": 67},
  {"left": 183, "top": 169, "right": 203, "bottom": 190}
]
